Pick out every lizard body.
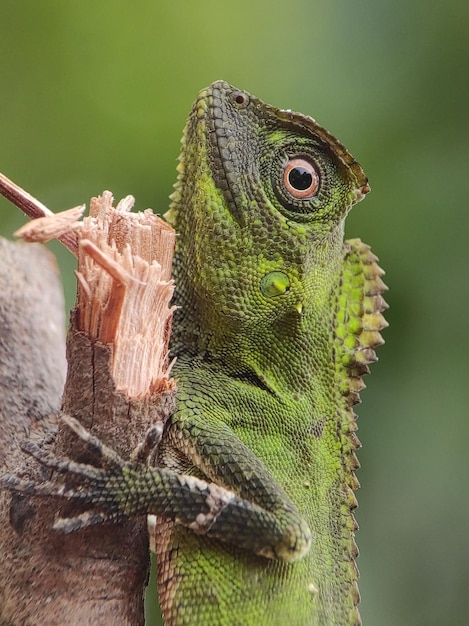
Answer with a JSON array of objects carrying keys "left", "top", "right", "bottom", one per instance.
[
  {"left": 1, "top": 81, "right": 387, "bottom": 625},
  {"left": 155, "top": 81, "right": 387, "bottom": 625}
]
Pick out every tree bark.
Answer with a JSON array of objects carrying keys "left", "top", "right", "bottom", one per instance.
[{"left": 0, "top": 192, "right": 176, "bottom": 625}]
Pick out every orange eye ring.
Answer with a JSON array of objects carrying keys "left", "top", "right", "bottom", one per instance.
[{"left": 283, "top": 158, "right": 319, "bottom": 200}]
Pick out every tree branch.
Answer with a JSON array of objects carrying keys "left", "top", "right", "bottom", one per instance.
[
  {"left": 0, "top": 184, "right": 176, "bottom": 625},
  {"left": 0, "top": 172, "right": 80, "bottom": 254}
]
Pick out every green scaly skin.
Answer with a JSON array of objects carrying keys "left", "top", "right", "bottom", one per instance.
[
  {"left": 157, "top": 81, "right": 387, "bottom": 625},
  {"left": 0, "top": 81, "right": 387, "bottom": 625}
]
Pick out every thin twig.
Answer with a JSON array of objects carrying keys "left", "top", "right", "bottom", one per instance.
[{"left": 0, "top": 172, "right": 78, "bottom": 254}]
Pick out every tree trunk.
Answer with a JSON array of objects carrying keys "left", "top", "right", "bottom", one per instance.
[{"left": 0, "top": 192, "right": 176, "bottom": 625}]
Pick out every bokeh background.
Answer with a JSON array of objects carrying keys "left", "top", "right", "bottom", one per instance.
[{"left": 1, "top": 1, "right": 468, "bottom": 624}]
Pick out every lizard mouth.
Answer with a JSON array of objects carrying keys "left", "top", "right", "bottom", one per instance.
[
  {"left": 164, "top": 81, "right": 243, "bottom": 226},
  {"left": 194, "top": 81, "right": 249, "bottom": 223}
]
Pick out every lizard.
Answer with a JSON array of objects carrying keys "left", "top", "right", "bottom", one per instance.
[{"left": 1, "top": 80, "right": 387, "bottom": 625}]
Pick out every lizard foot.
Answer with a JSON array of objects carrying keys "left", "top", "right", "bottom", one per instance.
[{"left": 0, "top": 415, "right": 151, "bottom": 533}]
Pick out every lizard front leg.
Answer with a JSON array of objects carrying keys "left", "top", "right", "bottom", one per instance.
[{"left": 1, "top": 414, "right": 311, "bottom": 563}]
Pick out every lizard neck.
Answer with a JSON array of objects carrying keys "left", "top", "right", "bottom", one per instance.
[{"left": 170, "top": 229, "right": 345, "bottom": 396}]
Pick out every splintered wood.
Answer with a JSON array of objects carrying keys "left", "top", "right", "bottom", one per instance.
[
  {"left": 1, "top": 176, "right": 177, "bottom": 625},
  {"left": 0, "top": 171, "right": 81, "bottom": 253},
  {"left": 14, "top": 205, "right": 85, "bottom": 243},
  {"left": 76, "top": 192, "right": 177, "bottom": 398},
  {"left": 13, "top": 189, "right": 177, "bottom": 399}
]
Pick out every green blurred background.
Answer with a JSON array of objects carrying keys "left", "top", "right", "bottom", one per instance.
[{"left": 1, "top": 1, "right": 467, "bottom": 624}]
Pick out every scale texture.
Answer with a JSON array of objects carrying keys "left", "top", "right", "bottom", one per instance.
[{"left": 157, "top": 81, "right": 387, "bottom": 625}]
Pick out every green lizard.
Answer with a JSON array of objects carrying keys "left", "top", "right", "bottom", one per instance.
[{"left": 2, "top": 81, "right": 387, "bottom": 625}]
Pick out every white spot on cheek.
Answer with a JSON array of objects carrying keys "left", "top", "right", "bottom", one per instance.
[{"left": 308, "top": 582, "right": 319, "bottom": 594}]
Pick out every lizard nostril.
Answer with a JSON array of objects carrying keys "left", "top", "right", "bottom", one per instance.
[{"left": 230, "top": 90, "right": 250, "bottom": 107}]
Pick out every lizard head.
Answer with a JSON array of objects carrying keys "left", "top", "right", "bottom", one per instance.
[{"left": 166, "top": 81, "right": 370, "bottom": 337}]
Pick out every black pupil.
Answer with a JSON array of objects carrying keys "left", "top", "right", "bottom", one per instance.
[{"left": 288, "top": 166, "right": 313, "bottom": 191}]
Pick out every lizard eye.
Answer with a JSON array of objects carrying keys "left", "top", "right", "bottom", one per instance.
[{"left": 283, "top": 158, "right": 319, "bottom": 200}]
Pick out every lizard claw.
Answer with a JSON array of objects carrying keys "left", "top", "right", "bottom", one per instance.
[{"left": 0, "top": 416, "right": 138, "bottom": 531}]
